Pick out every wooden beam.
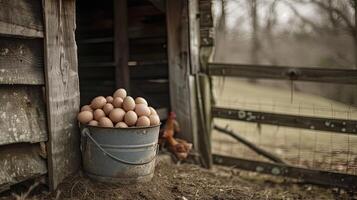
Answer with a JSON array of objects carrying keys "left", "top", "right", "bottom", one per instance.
[
  {"left": 43, "top": 0, "right": 80, "bottom": 190},
  {"left": 212, "top": 107, "right": 357, "bottom": 135},
  {"left": 0, "top": 0, "right": 44, "bottom": 38},
  {"left": 208, "top": 63, "right": 357, "bottom": 85},
  {"left": 114, "top": 0, "right": 130, "bottom": 90},
  {"left": 213, "top": 154, "right": 357, "bottom": 190}
]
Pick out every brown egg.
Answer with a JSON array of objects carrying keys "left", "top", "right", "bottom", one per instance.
[
  {"left": 88, "top": 120, "right": 99, "bottom": 126},
  {"left": 136, "top": 116, "right": 150, "bottom": 127},
  {"left": 112, "top": 97, "right": 124, "bottom": 108},
  {"left": 135, "top": 104, "right": 151, "bottom": 117},
  {"left": 115, "top": 122, "right": 128, "bottom": 128},
  {"left": 148, "top": 107, "right": 157, "bottom": 115},
  {"left": 103, "top": 103, "right": 114, "bottom": 115},
  {"left": 77, "top": 111, "right": 93, "bottom": 124},
  {"left": 93, "top": 109, "right": 106, "bottom": 121},
  {"left": 113, "top": 88, "right": 127, "bottom": 99},
  {"left": 99, "top": 117, "right": 113, "bottom": 127},
  {"left": 106, "top": 96, "right": 114, "bottom": 103},
  {"left": 109, "top": 108, "right": 126, "bottom": 123},
  {"left": 91, "top": 96, "right": 107, "bottom": 109},
  {"left": 81, "top": 105, "right": 93, "bottom": 112},
  {"left": 135, "top": 97, "right": 148, "bottom": 105},
  {"left": 123, "top": 96, "right": 135, "bottom": 111},
  {"left": 149, "top": 114, "right": 160, "bottom": 126},
  {"left": 124, "top": 111, "right": 137, "bottom": 126}
]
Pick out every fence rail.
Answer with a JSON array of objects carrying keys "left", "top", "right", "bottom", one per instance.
[
  {"left": 208, "top": 63, "right": 357, "bottom": 84},
  {"left": 213, "top": 154, "right": 357, "bottom": 190},
  {"left": 212, "top": 107, "right": 357, "bottom": 134}
]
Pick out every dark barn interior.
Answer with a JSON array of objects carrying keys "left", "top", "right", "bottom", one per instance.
[{"left": 76, "top": 0, "right": 169, "bottom": 119}]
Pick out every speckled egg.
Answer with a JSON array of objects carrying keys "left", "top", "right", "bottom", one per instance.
[
  {"left": 91, "top": 96, "right": 107, "bottom": 109},
  {"left": 113, "top": 88, "right": 127, "bottom": 99},
  {"left": 77, "top": 111, "right": 93, "bottom": 124},
  {"left": 115, "top": 122, "right": 128, "bottom": 128},
  {"left": 106, "top": 96, "right": 114, "bottom": 103},
  {"left": 149, "top": 114, "right": 160, "bottom": 126},
  {"left": 93, "top": 109, "right": 106, "bottom": 121},
  {"left": 135, "top": 104, "right": 151, "bottom": 117},
  {"left": 123, "top": 96, "right": 136, "bottom": 111},
  {"left": 124, "top": 111, "right": 138, "bottom": 126},
  {"left": 81, "top": 105, "right": 93, "bottom": 112},
  {"left": 112, "top": 97, "right": 124, "bottom": 108},
  {"left": 98, "top": 117, "right": 113, "bottom": 127},
  {"left": 136, "top": 116, "right": 150, "bottom": 127},
  {"left": 88, "top": 120, "right": 99, "bottom": 126},
  {"left": 135, "top": 97, "right": 148, "bottom": 105},
  {"left": 103, "top": 103, "right": 114, "bottom": 115},
  {"left": 109, "top": 108, "right": 126, "bottom": 123}
]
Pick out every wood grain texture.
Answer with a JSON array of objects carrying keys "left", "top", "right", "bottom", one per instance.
[
  {"left": 166, "top": 0, "right": 196, "bottom": 143},
  {"left": 197, "top": 0, "right": 215, "bottom": 168},
  {"left": 0, "top": 37, "right": 44, "bottom": 85},
  {"left": 43, "top": 0, "right": 80, "bottom": 190},
  {"left": 212, "top": 107, "right": 357, "bottom": 135},
  {"left": 213, "top": 154, "right": 357, "bottom": 190},
  {"left": 114, "top": 0, "right": 130, "bottom": 90},
  {"left": 0, "top": 143, "right": 47, "bottom": 192},
  {"left": 208, "top": 63, "right": 357, "bottom": 84},
  {"left": 0, "top": 0, "right": 43, "bottom": 38},
  {"left": 0, "top": 86, "right": 47, "bottom": 145}
]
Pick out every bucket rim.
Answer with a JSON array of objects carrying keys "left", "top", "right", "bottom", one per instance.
[{"left": 79, "top": 123, "right": 161, "bottom": 130}]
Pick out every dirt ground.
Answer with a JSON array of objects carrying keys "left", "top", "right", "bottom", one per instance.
[{"left": 3, "top": 155, "right": 354, "bottom": 200}]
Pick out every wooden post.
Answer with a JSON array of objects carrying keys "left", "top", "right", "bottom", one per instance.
[
  {"left": 166, "top": 0, "right": 197, "bottom": 144},
  {"left": 43, "top": 0, "right": 80, "bottom": 190},
  {"left": 114, "top": 0, "right": 130, "bottom": 90}
]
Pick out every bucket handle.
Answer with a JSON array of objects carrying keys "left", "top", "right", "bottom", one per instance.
[{"left": 82, "top": 128, "right": 158, "bottom": 165}]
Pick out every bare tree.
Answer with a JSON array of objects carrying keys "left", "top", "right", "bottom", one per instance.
[
  {"left": 249, "top": 0, "right": 260, "bottom": 64},
  {"left": 284, "top": 0, "right": 356, "bottom": 68}
]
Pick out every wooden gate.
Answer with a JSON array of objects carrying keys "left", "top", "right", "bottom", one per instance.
[{"left": 190, "top": 0, "right": 357, "bottom": 190}]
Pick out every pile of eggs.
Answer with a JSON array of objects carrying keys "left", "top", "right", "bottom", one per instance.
[{"left": 77, "top": 88, "right": 160, "bottom": 128}]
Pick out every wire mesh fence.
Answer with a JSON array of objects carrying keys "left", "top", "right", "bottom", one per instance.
[{"left": 212, "top": 77, "right": 357, "bottom": 175}]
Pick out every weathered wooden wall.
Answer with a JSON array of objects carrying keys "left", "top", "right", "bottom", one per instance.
[
  {"left": 43, "top": 0, "right": 80, "bottom": 190},
  {"left": 0, "top": 0, "right": 47, "bottom": 191}
]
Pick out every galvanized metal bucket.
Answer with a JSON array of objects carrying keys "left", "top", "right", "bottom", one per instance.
[{"left": 80, "top": 123, "right": 160, "bottom": 184}]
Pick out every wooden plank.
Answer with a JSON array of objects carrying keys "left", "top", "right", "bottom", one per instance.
[
  {"left": 114, "top": 0, "right": 130, "bottom": 90},
  {"left": 200, "top": 28, "right": 214, "bottom": 47},
  {"left": 0, "top": 0, "right": 43, "bottom": 38},
  {"left": 0, "top": 86, "right": 47, "bottom": 145},
  {"left": 198, "top": 0, "right": 213, "bottom": 28},
  {"left": 213, "top": 154, "right": 357, "bottom": 190},
  {"left": 167, "top": 0, "right": 195, "bottom": 143},
  {"left": 129, "top": 64, "right": 168, "bottom": 79},
  {"left": 208, "top": 63, "right": 357, "bottom": 84},
  {"left": 147, "top": 0, "right": 166, "bottom": 12},
  {"left": 212, "top": 107, "right": 357, "bottom": 134},
  {"left": 0, "top": 37, "right": 44, "bottom": 85},
  {"left": 43, "top": 0, "right": 80, "bottom": 190},
  {"left": 0, "top": 143, "right": 47, "bottom": 192},
  {"left": 131, "top": 80, "right": 169, "bottom": 93}
]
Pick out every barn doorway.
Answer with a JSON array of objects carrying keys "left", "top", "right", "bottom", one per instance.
[{"left": 76, "top": 0, "right": 169, "bottom": 120}]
